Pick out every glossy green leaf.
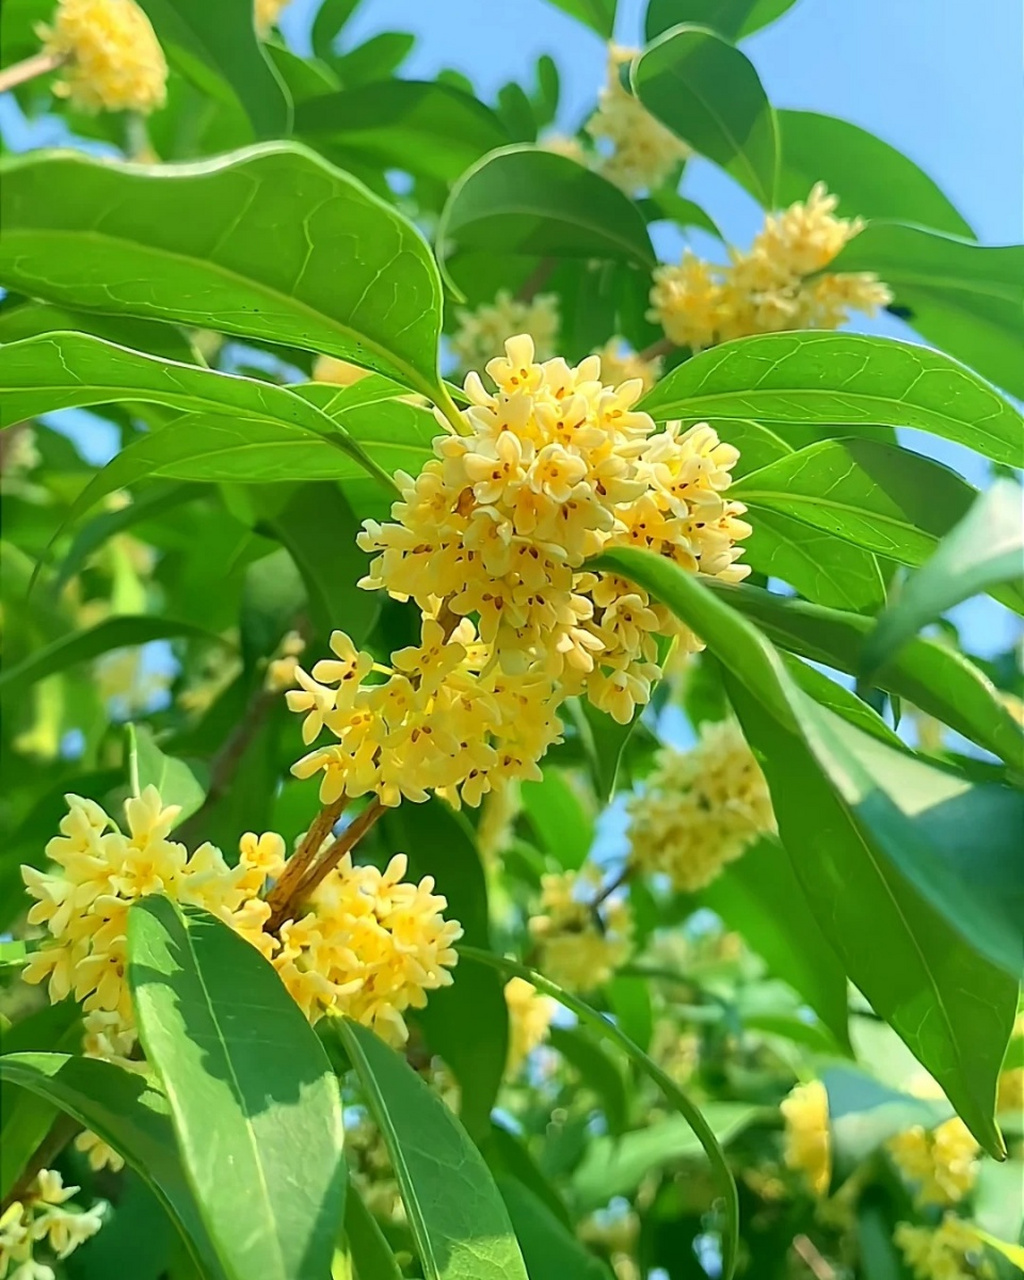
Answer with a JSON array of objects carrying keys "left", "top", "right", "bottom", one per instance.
[
  {"left": 645, "top": 0, "right": 799, "bottom": 41},
  {"left": 548, "top": 1026, "right": 629, "bottom": 1135},
  {"left": 344, "top": 1181, "right": 403, "bottom": 1280},
  {"left": 496, "top": 1178, "right": 609, "bottom": 1280},
  {"left": 0, "top": 615, "right": 226, "bottom": 698},
  {"left": 606, "top": 976, "right": 654, "bottom": 1053},
  {"left": 127, "top": 724, "right": 207, "bottom": 827},
  {"left": 733, "top": 438, "right": 1023, "bottom": 614},
  {"left": 136, "top": 0, "right": 292, "bottom": 138},
  {"left": 834, "top": 222, "right": 1024, "bottom": 399},
  {"left": 632, "top": 26, "right": 778, "bottom": 206},
  {"left": 781, "top": 652, "right": 905, "bottom": 749},
  {"left": 774, "top": 110, "right": 974, "bottom": 236},
  {"left": 128, "top": 896, "right": 346, "bottom": 1280},
  {"left": 640, "top": 332, "right": 1024, "bottom": 466},
  {"left": 864, "top": 481, "right": 1024, "bottom": 679},
  {"left": 0, "top": 301, "right": 200, "bottom": 364},
  {"left": 382, "top": 799, "right": 508, "bottom": 1143},
  {"left": 521, "top": 770, "right": 594, "bottom": 870},
  {"left": 594, "top": 546, "right": 1018, "bottom": 1155},
  {"left": 329, "top": 31, "right": 415, "bottom": 87},
  {"left": 0, "top": 145, "right": 457, "bottom": 414},
  {"left": 485, "top": 1126, "right": 572, "bottom": 1230},
  {"left": 574, "top": 699, "right": 641, "bottom": 802},
  {"left": 571, "top": 1105, "right": 760, "bottom": 1209},
  {"left": 702, "top": 578, "right": 1024, "bottom": 766},
  {"left": 544, "top": 0, "right": 616, "bottom": 37},
  {"left": 437, "top": 146, "right": 656, "bottom": 293},
  {"left": 702, "top": 838, "right": 850, "bottom": 1049},
  {"left": 337, "top": 1018, "right": 529, "bottom": 1280},
  {"left": 0, "top": 1052, "right": 227, "bottom": 1279},
  {"left": 297, "top": 81, "right": 509, "bottom": 184}
]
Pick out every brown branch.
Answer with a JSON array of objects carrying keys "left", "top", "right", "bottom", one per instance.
[
  {"left": 590, "top": 863, "right": 632, "bottom": 912},
  {"left": 793, "top": 1235, "right": 837, "bottom": 1280},
  {"left": 637, "top": 336, "right": 676, "bottom": 363},
  {"left": 265, "top": 795, "right": 350, "bottom": 930},
  {"left": 292, "top": 797, "right": 386, "bottom": 905},
  {"left": 0, "top": 51, "right": 68, "bottom": 95},
  {"left": 515, "top": 257, "right": 557, "bottom": 303}
]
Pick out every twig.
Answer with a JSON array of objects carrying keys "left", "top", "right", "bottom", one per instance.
[
  {"left": 590, "top": 863, "right": 632, "bottom": 911},
  {"left": 793, "top": 1235, "right": 837, "bottom": 1280},
  {"left": 265, "top": 795, "right": 350, "bottom": 930},
  {"left": 0, "top": 51, "right": 67, "bottom": 95},
  {"left": 637, "top": 336, "right": 675, "bottom": 363},
  {"left": 292, "top": 797, "right": 386, "bottom": 904},
  {"left": 515, "top": 258, "right": 557, "bottom": 303}
]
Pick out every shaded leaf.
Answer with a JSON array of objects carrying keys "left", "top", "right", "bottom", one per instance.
[
  {"left": 521, "top": 770, "right": 594, "bottom": 870},
  {"left": 497, "top": 1177, "right": 610, "bottom": 1280},
  {"left": 645, "top": 0, "right": 799, "bottom": 41},
  {"left": 344, "top": 1180, "right": 403, "bottom": 1280},
  {"left": 548, "top": 1026, "right": 629, "bottom": 1135}
]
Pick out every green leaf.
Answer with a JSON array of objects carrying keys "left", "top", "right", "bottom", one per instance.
[
  {"left": 330, "top": 32, "right": 415, "bottom": 87},
  {"left": 645, "top": 0, "right": 799, "bottom": 41},
  {"left": 0, "top": 144, "right": 457, "bottom": 416},
  {"left": 593, "top": 547, "right": 1018, "bottom": 1155},
  {"left": 336, "top": 1018, "right": 529, "bottom": 1280},
  {"left": 136, "top": 0, "right": 292, "bottom": 138},
  {"left": 0, "top": 1052, "right": 227, "bottom": 1279},
  {"left": 781, "top": 653, "right": 905, "bottom": 750},
  {"left": 496, "top": 1177, "right": 610, "bottom": 1280},
  {"left": 437, "top": 145, "right": 656, "bottom": 294},
  {"left": 127, "top": 724, "right": 207, "bottom": 827},
  {"left": 344, "top": 1180, "right": 403, "bottom": 1280},
  {"left": 571, "top": 1105, "right": 760, "bottom": 1209},
  {"left": 632, "top": 26, "right": 778, "bottom": 206},
  {"left": 521, "top": 770, "right": 594, "bottom": 870},
  {"left": 548, "top": 1026, "right": 629, "bottom": 1135},
  {"left": 774, "top": 110, "right": 974, "bottom": 237},
  {"left": 459, "top": 949, "right": 742, "bottom": 1280},
  {"left": 973, "top": 1231, "right": 1024, "bottom": 1270},
  {"left": 834, "top": 222, "right": 1024, "bottom": 400},
  {"left": 127, "top": 896, "right": 346, "bottom": 1280},
  {"left": 640, "top": 332, "right": 1024, "bottom": 467},
  {"left": 702, "top": 579, "right": 1024, "bottom": 766},
  {"left": 311, "top": 0, "right": 362, "bottom": 60},
  {"left": 573, "top": 699, "right": 640, "bottom": 803},
  {"left": 297, "top": 81, "right": 509, "bottom": 184},
  {"left": 702, "top": 838, "right": 850, "bottom": 1049},
  {"left": 0, "top": 615, "right": 226, "bottom": 699},
  {"left": 544, "top": 0, "right": 616, "bottom": 38},
  {"left": 864, "top": 481, "right": 1024, "bottom": 679},
  {"left": 0, "top": 300, "right": 200, "bottom": 364},
  {"left": 382, "top": 799, "right": 508, "bottom": 1143},
  {"left": 733, "top": 438, "right": 1024, "bottom": 614},
  {"left": 606, "top": 975, "right": 654, "bottom": 1053}
]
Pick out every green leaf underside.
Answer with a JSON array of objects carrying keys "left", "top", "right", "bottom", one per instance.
[
  {"left": 632, "top": 26, "right": 778, "bottom": 206},
  {"left": 127, "top": 896, "right": 345, "bottom": 1280},
  {"left": 336, "top": 1018, "right": 529, "bottom": 1280},
  {"left": 640, "top": 332, "right": 1023, "bottom": 466},
  {"left": 645, "top": 0, "right": 799, "bottom": 42},
  {"left": 0, "top": 1052, "right": 227, "bottom": 1279},
  {"left": 593, "top": 546, "right": 1017, "bottom": 1156},
  {"left": 0, "top": 144, "right": 448, "bottom": 401}
]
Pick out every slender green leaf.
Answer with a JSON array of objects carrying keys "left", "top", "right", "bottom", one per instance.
[
  {"left": 128, "top": 896, "right": 346, "bottom": 1280},
  {"left": 781, "top": 653, "right": 905, "bottom": 749},
  {"left": 548, "top": 1026, "right": 629, "bottom": 1135},
  {"left": 344, "top": 1180, "right": 403, "bottom": 1280},
  {"left": 606, "top": 976, "right": 654, "bottom": 1053},
  {"left": 835, "top": 222, "right": 1024, "bottom": 399},
  {"left": 127, "top": 724, "right": 207, "bottom": 826},
  {"left": 702, "top": 578, "right": 1024, "bottom": 766},
  {"left": 0, "top": 301, "right": 200, "bottom": 364},
  {"left": 521, "top": 770, "right": 594, "bottom": 870},
  {"left": 136, "top": 0, "right": 292, "bottom": 138},
  {"left": 0, "top": 1052, "right": 227, "bottom": 1279},
  {"left": 594, "top": 546, "right": 1018, "bottom": 1155},
  {"left": 297, "top": 81, "right": 509, "bottom": 184},
  {"left": 574, "top": 699, "right": 641, "bottom": 803},
  {"left": 632, "top": 26, "right": 778, "bottom": 206},
  {"left": 496, "top": 1177, "right": 610, "bottom": 1280},
  {"left": 337, "top": 1018, "right": 529, "bottom": 1280},
  {"left": 973, "top": 1231, "right": 1024, "bottom": 1270},
  {"left": 0, "top": 616, "right": 226, "bottom": 698},
  {"left": 0, "top": 144, "right": 456, "bottom": 414},
  {"left": 485, "top": 1126, "right": 572, "bottom": 1230},
  {"left": 775, "top": 110, "right": 974, "bottom": 236},
  {"left": 311, "top": 0, "right": 362, "bottom": 60},
  {"left": 640, "top": 332, "right": 1024, "bottom": 467},
  {"left": 864, "top": 481, "right": 1024, "bottom": 678},
  {"left": 645, "top": 0, "right": 799, "bottom": 41}
]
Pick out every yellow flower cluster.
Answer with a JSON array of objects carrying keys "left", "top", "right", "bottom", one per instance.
[
  {"left": 450, "top": 291, "right": 561, "bottom": 372},
  {"left": 254, "top": 0, "right": 291, "bottom": 34},
  {"left": 887, "top": 1118, "right": 979, "bottom": 1207},
  {"left": 504, "top": 976, "right": 557, "bottom": 1074},
  {"left": 0, "top": 1169, "right": 104, "bottom": 1279},
  {"left": 781, "top": 1080, "right": 831, "bottom": 1197},
  {"left": 290, "top": 337, "right": 748, "bottom": 813},
  {"left": 586, "top": 45, "right": 690, "bottom": 195},
  {"left": 22, "top": 787, "right": 461, "bottom": 1062},
  {"left": 264, "top": 629, "right": 306, "bottom": 693},
  {"left": 627, "top": 720, "right": 775, "bottom": 891},
  {"left": 649, "top": 184, "right": 893, "bottom": 350},
  {"left": 528, "top": 867, "right": 632, "bottom": 991},
  {"left": 38, "top": 0, "right": 167, "bottom": 115},
  {"left": 895, "top": 1216, "right": 990, "bottom": 1280}
]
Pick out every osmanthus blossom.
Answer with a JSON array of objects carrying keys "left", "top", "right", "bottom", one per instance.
[
  {"left": 37, "top": 0, "right": 167, "bottom": 114},
  {"left": 0, "top": 1169, "right": 105, "bottom": 1279}
]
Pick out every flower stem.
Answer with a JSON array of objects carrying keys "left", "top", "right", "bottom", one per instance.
[
  {"left": 292, "top": 797, "right": 386, "bottom": 904},
  {"left": 265, "top": 795, "right": 349, "bottom": 929},
  {"left": 637, "top": 336, "right": 675, "bottom": 363},
  {"left": 0, "top": 51, "right": 67, "bottom": 95}
]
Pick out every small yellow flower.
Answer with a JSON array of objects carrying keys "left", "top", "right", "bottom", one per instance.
[
  {"left": 38, "top": 0, "right": 168, "bottom": 115},
  {"left": 529, "top": 866, "right": 631, "bottom": 991},
  {"left": 593, "top": 339, "right": 662, "bottom": 393},
  {"left": 504, "top": 976, "right": 557, "bottom": 1075},
  {"left": 781, "top": 1080, "right": 831, "bottom": 1197},
  {"left": 895, "top": 1215, "right": 990, "bottom": 1280},
  {"left": 264, "top": 630, "right": 306, "bottom": 693},
  {"left": 0, "top": 1169, "right": 104, "bottom": 1275},
  {"left": 888, "top": 1117, "right": 979, "bottom": 1207},
  {"left": 450, "top": 291, "right": 560, "bottom": 371}
]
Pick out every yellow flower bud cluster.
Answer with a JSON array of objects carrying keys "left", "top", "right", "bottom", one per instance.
[
  {"left": 450, "top": 291, "right": 561, "bottom": 372},
  {"left": 627, "top": 720, "right": 775, "bottom": 891},
  {"left": 887, "top": 1118, "right": 979, "bottom": 1207},
  {"left": 586, "top": 45, "right": 691, "bottom": 195},
  {"left": 0, "top": 1169, "right": 104, "bottom": 1278},
  {"left": 528, "top": 867, "right": 632, "bottom": 992},
  {"left": 649, "top": 184, "right": 893, "bottom": 350},
  {"left": 38, "top": 0, "right": 167, "bottom": 115},
  {"left": 781, "top": 1079, "right": 831, "bottom": 1197},
  {"left": 290, "top": 337, "right": 748, "bottom": 814},
  {"left": 504, "top": 976, "right": 557, "bottom": 1075},
  {"left": 254, "top": 0, "right": 291, "bottom": 34},
  {"left": 895, "top": 1216, "right": 990, "bottom": 1280},
  {"left": 264, "top": 629, "right": 306, "bottom": 693}
]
